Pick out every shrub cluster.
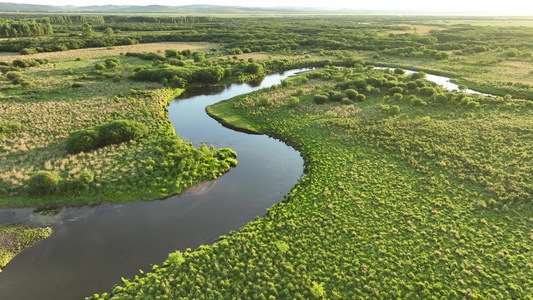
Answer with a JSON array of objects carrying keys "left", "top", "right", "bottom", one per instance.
[
  {"left": 0, "top": 121, "right": 22, "bottom": 137},
  {"left": 66, "top": 120, "right": 148, "bottom": 154},
  {"left": 27, "top": 171, "right": 60, "bottom": 195},
  {"left": 12, "top": 58, "right": 48, "bottom": 68}
]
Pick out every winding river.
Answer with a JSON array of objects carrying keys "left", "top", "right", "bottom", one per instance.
[
  {"left": 0, "top": 67, "right": 486, "bottom": 299},
  {"left": 0, "top": 69, "right": 310, "bottom": 300}
]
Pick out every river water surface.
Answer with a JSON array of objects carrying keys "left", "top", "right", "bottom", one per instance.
[{"left": 0, "top": 69, "right": 309, "bottom": 300}]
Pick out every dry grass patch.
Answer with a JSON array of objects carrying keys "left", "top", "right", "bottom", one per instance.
[
  {"left": 220, "top": 53, "right": 330, "bottom": 62},
  {"left": 0, "top": 42, "right": 220, "bottom": 63},
  {"left": 387, "top": 24, "right": 444, "bottom": 35}
]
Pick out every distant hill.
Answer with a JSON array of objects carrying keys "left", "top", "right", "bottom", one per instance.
[
  {"left": 0, "top": 2, "right": 404, "bottom": 15},
  {"left": 0, "top": 2, "right": 508, "bottom": 15}
]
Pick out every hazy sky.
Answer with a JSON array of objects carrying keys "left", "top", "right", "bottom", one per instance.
[{"left": 4, "top": 0, "right": 533, "bottom": 15}]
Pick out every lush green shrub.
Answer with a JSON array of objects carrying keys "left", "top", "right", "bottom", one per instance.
[
  {"left": 355, "top": 94, "right": 366, "bottom": 102},
  {"left": 193, "top": 52, "right": 205, "bottom": 62},
  {"left": 105, "top": 58, "right": 120, "bottom": 69},
  {"left": 330, "top": 92, "right": 347, "bottom": 102},
  {"left": 12, "top": 59, "right": 28, "bottom": 68},
  {"left": 410, "top": 96, "right": 427, "bottom": 106},
  {"left": 66, "top": 120, "right": 148, "bottom": 154},
  {"left": 217, "top": 148, "right": 237, "bottom": 160},
  {"left": 465, "top": 100, "right": 480, "bottom": 109},
  {"left": 224, "top": 158, "right": 238, "bottom": 167},
  {"left": 12, "top": 59, "right": 40, "bottom": 68},
  {"left": 165, "top": 49, "right": 179, "bottom": 58},
  {"left": 345, "top": 89, "right": 358, "bottom": 100},
  {"left": 341, "top": 98, "right": 352, "bottom": 105},
  {"left": 66, "top": 128, "right": 99, "bottom": 153},
  {"left": 245, "top": 63, "right": 263, "bottom": 75},
  {"left": 97, "top": 120, "right": 148, "bottom": 146},
  {"left": 169, "top": 75, "right": 187, "bottom": 88},
  {"left": 390, "top": 105, "right": 401, "bottom": 115},
  {"left": 294, "top": 88, "right": 305, "bottom": 96},
  {"left": 5, "top": 71, "right": 22, "bottom": 82},
  {"left": 394, "top": 68, "right": 405, "bottom": 75},
  {"left": 20, "top": 48, "right": 37, "bottom": 55},
  {"left": 434, "top": 52, "right": 450, "bottom": 60},
  {"left": 393, "top": 93, "right": 403, "bottom": 101},
  {"left": 389, "top": 86, "right": 404, "bottom": 95},
  {"left": 0, "top": 121, "right": 22, "bottom": 136},
  {"left": 434, "top": 93, "right": 449, "bottom": 103},
  {"left": 410, "top": 72, "right": 426, "bottom": 80},
  {"left": 132, "top": 65, "right": 223, "bottom": 84},
  {"left": 286, "top": 96, "right": 300, "bottom": 107},
  {"left": 505, "top": 48, "right": 520, "bottom": 57},
  {"left": 258, "top": 96, "right": 271, "bottom": 106},
  {"left": 406, "top": 81, "right": 418, "bottom": 89},
  {"left": 378, "top": 103, "right": 390, "bottom": 113},
  {"left": 27, "top": 171, "right": 60, "bottom": 195},
  {"left": 225, "top": 48, "right": 243, "bottom": 55},
  {"left": 78, "top": 170, "right": 95, "bottom": 185},
  {"left": 419, "top": 87, "right": 436, "bottom": 97},
  {"left": 313, "top": 94, "right": 328, "bottom": 104}
]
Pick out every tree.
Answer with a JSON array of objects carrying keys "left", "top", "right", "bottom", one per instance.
[
  {"left": 82, "top": 23, "right": 94, "bottom": 39},
  {"left": 103, "top": 27, "right": 114, "bottom": 36},
  {"left": 245, "top": 63, "right": 263, "bottom": 75},
  {"left": 193, "top": 52, "right": 205, "bottom": 63}
]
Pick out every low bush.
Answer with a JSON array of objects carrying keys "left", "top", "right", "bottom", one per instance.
[
  {"left": 66, "top": 120, "right": 148, "bottom": 154},
  {"left": 313, "top": 94, "right": 328, "bottom": 104},
  {"left": 27, "top": 171, "right": 60, "bottom": 195},
  {"left": 330, "top": 92, "right": 347, "bottom": 102},
  {"left": 345, "top": 89, "right": 358, "bottom": 100},
  {"left": 410, "top": 96, "right": 427, "bottom": 106},
  {"left": 0, "top": 121, "right": 22, "bottom": 136},
  {"left": 216, "top": 148, "right": 237, "bottom": 160},
  {"left": 286, "top": 96, "right": 300, "bottom": 107},
  {"left": 105, "top": 58, "right": 120, "bottom": 69}
]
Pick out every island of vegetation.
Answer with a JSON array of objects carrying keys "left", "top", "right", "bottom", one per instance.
[{"left": 0, "top": 13, "right": 530, "bottom": 298}]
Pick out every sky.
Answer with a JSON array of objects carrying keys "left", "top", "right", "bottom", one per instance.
[{"left": 3, "top": 0, "right": 533, "bottom": 15}]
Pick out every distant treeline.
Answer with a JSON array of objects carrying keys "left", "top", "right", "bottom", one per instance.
[
  {"left": 0, "top": 14, "right": 215, "bottom": 37},
  {"left": 103, "top": 15, "right": 215, "bottom": 24},
  {"left": 48, "top": 15, "right": 105, "bottom": 25},
  {"left": 0, "top": 21, "right": 53, "bottom": 37},
  {"left": 0, "top": 14, "right": 215, "bottom": 25},
  {"left": 0, "top": 16, "right": 531, "bottom": 63}
]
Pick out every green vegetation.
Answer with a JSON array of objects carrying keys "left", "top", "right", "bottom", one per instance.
[
  {"left": 0, "top": 13, "right": 531, "bottom": 299},
  {"left": 0, "top": 224, "right": 52, "bottom": 273},
  {"left": 95, "top": 66, "right": 532, "bottom": 299},
  {"left": 0, "top": 121, "right": 22, "bottom": 138},
  {"left": 66, "top": 120, "right": 148, "bottom": 154}
]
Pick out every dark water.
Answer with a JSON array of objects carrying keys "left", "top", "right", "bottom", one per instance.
[{"left": 0, "top": 69, "right": 310, "bottom": 300}]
